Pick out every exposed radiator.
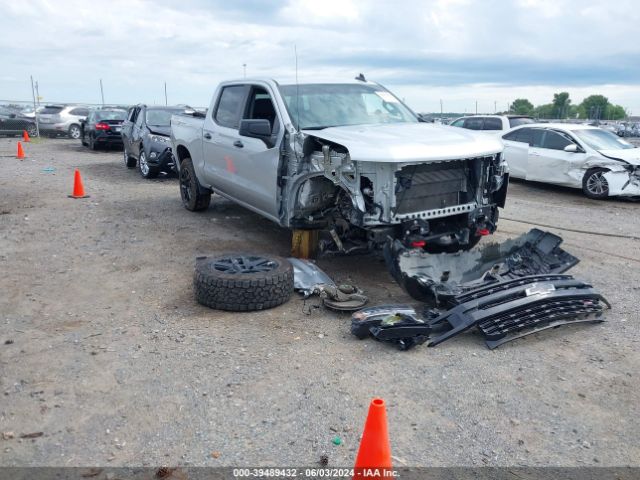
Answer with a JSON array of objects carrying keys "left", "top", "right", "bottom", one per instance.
[{"left": 394, "top": 161, "right": 472, "bottom": 214}]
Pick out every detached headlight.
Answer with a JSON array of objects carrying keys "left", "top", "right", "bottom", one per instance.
[{"left": 149, "top": 134, "right": 171, "bottom": 144}]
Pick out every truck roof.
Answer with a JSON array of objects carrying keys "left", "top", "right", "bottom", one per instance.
[{"left": 222, "top": 77, "right": 380, "bottom": 88}]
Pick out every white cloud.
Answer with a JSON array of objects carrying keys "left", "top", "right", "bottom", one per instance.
[{"left": 0, "top": 0, "right": 638, "bottom": 113}]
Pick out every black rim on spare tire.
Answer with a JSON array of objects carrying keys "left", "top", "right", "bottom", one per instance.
[{"left": 212, "top": 255, "right": 277, "bottom": 274}]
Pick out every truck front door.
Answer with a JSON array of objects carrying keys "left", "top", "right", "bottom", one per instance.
[{"left": 203, "top": 84, "right": 282, "bottom": 221}]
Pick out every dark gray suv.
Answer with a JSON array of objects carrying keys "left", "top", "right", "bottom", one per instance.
[{"left": 121, "top": 105, "right": 186, "bottom": 179}]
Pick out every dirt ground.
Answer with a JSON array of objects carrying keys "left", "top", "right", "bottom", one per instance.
[{"left": 0, "top": 138, "right": 639, "bottom": 468}]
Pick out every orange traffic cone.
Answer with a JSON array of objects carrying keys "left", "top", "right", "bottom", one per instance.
[
  {"left": 68, "top": 169, "right": 90, "bottom": 199},
  {"left": 16, "top": 141, "right": 25, "bottom": 159},
  {"left": 353, "top": 398, "right": 392, "bottom": 478},
  {"left": 22, "top": 130, "right": 30, "bottom": 142}
]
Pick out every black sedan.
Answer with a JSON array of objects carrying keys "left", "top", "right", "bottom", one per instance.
[
  {"left": 80, "top": 109, "right": 127, "bottom": 150},
  {"left": 0, "top": 107, "right": 37, "bottom": 137},
  {"left": 122, "top": 105, "right": 186, "bottom": 178}
]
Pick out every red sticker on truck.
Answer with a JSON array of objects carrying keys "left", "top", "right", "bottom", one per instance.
[{"left": 224, "top": 155, "right": 237, "bottom": 174}]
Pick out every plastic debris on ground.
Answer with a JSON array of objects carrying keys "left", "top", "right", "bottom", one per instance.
[
  {"left": 290, "top": 258, "right": 367, "bottom": 311},
  {"left": 352, "top": 229, "right": 609, "bottom": 350}
]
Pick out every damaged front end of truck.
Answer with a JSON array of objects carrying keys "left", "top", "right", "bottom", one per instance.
[{"left": 278, "top": 124, "right": 508, "bottom": 254}]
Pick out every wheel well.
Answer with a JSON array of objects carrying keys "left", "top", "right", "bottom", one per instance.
[
  {"left": 175, "top": 145, "right": 190, "bottom": 167},
  {"left": 584, "top": 166, "right": 610, "bottom": 177}
]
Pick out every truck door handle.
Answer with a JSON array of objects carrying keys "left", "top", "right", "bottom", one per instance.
[
  {"left": 203, "top": 132, "right": 212, "bottom": 140},
  {"left": 233, "top": 140, "right": 244, "bottom": 148}
]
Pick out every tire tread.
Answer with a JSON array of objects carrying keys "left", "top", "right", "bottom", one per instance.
[{"left": 193, "top": 254, "right": 293, "bottom": 311}]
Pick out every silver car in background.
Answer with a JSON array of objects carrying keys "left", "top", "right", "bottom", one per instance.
[
  {"left": 37, "top": 105, "right": 90, "bottom": 139},
  {"left": 502, "top": 123, "right": 640, "bottom": 198}
]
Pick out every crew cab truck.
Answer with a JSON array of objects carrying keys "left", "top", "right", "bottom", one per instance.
[{"left": 171, "top": 79, "right": 509, "bottom": 252}]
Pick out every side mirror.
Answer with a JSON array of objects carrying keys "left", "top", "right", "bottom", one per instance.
[
  {"left": 239, "top": 119, "right": 273, "bottom": 147},
  {"left": 564, "top": 144, "right": 579, "bottom": 153}
]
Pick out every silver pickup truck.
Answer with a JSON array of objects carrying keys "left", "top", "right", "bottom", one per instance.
[{"left": 171, "top": 78, "right": 508, "bottom": 252}]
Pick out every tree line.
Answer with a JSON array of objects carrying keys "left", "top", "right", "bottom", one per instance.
[{"left": 509, "top": 92, "right": 627, "bottom": 120}]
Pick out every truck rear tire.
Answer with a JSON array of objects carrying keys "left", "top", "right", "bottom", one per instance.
[
  {"left": 194, "top": 254, "right": 294, "bottom": 311},
  {"left": 180, "top": 157, "right": 211, "bottom": 211}
]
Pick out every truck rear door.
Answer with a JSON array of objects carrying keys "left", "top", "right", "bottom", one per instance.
[{"left": 203, "top": 83, "right": 282, "bottom": 221}]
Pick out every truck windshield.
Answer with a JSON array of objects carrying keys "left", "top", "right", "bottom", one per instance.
[{"left": 279, "top": 83, "right": 418, "bottom": 130}]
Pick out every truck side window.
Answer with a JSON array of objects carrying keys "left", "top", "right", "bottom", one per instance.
[
  {"left": 215, "top": 86, "right": 246, "bottom": 129},
  {"left": 463, "top": 117, "right": 483, "bottom": 130},
  {"left": 245, "top": 88, "right": 278, "bottom": 133},
  {"left": 483, "top": 117, "right": 502, "bottom": 130}
]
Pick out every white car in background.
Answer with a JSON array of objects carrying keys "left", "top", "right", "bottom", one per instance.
[
  {"left": 502, "top": 123, "right": 640, "bottom": 199},
  {"left": 450, "top": 115, "right": 534, "bottom": 133}
]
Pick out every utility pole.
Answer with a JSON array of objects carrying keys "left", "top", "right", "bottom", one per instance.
[
  {"left": 494, "top": 100, "right": 497, "bottom": 114},
  {"left": 164, "top": 82, "right": 168, "bottom": 106},
  {"left": 99, "top": 79, "right": 105, "bottom": 106},
  {"left": 475, "top": 100, "right": 478, "bottom": 115},
  {"left": 30, "top": 75, "right": 40, "bottom": 137},
  {"left": 440, "top": 99, "right": 443, "bottom": 118}
]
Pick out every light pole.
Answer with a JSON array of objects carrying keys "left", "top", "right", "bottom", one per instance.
[
  {"left": 243, "top": 64, "right": 247, "bottom": 78},
  {"left": 30, "top": 75, "right": 40, "bottom": 137}
]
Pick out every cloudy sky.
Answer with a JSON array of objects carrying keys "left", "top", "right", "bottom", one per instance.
[{"left": 1, "top": 0, "right": 639, "bottom": 113}]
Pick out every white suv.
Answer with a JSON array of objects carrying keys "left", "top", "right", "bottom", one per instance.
[
  {"left": 37, "top": 105, "right": 90, "bottom": 139},
  {"left": 450, "top": 115, "right": 534, "bottom": 133}
]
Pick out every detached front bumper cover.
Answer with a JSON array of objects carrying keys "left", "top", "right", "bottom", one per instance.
[{"left": 354, "top": 229, "right": 609, "bottom": 349}]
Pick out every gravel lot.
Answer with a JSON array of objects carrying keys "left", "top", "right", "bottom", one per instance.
[{"left": 1, "top": 138, "right": 639, "bottom": 468}]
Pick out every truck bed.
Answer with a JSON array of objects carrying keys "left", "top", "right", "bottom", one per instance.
[{"left": 170, "top": 113, "right": 205, "bottom": 167}]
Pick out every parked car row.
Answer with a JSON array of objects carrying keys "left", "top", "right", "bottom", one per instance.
[
  {"left": 452, "top": 117, "right": 640, "bottom": 198},
  {"left": 616, "top": 122, "right": 640, "bottom": 138},
  {"left": 73, "top": 104, "right": 189, "bottom": 178}
]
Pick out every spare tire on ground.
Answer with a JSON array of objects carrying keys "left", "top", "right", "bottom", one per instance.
[{"left": 194, "top": 253, "right": 294, "bottom": 311}]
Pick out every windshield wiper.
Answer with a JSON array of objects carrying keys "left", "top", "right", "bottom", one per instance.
[{"left": 302, "top": 125, "right": 341, "bottom": 130}]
